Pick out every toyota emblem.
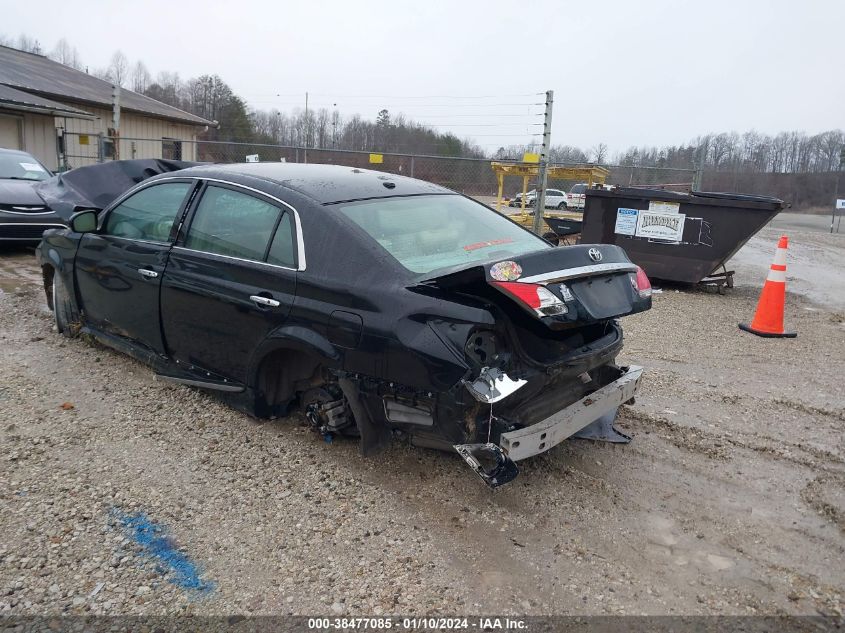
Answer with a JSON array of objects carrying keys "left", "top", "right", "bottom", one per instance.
[{"left": 588, "top": 248, "right": 603, "bottom": 262}]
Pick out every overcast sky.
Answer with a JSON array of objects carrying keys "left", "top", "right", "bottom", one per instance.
[{"left": 4, "top": 0, "right": 842, "bottom": 155}]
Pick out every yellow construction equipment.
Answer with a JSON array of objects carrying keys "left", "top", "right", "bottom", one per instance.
[
  {"left": 491, "top": 162, "right": 610, "bottom": 213},
  {"left": 490, "top": 162, "right": 610, "bottom": 242}
]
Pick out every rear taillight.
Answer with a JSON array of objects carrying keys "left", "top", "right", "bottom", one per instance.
[
  {"left": 629, "top": 266, "right": 652, "bottom": 299},
  {"left": 491, "top": 281, "right": 567, "bottom": 317}
]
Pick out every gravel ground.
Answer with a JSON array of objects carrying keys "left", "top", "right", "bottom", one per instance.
[{"left": 0, "top": 225, "right": 843, "bottom": 617}]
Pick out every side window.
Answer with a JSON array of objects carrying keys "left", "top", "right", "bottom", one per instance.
[
  {"left": 266, "top": 212, "right": 296, "bottom": 268},
  {"left": 104, "top": 182, "right": 191, "bottom": 242},
  {"left": 185, "top": 185, "right": 281, "bottom": 261}
]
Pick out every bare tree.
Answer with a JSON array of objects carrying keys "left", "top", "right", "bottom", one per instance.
[
  {"left": 107, "top": 50, "right": 129, "bottom": 87},
  {"left": 591, "top": 143, "right": 608, "bottom": 164},
  {"left": 16, "top": 34, "right": 43, "bottom": 54},
  {"left": 130, "top": 61, "right": 151, "bottom": 93},
  {"left": 49, "top": 38, "right": 82, "bottom": 70},
  {"left": 330, "top": 110, "right": 342, "bottom": 148},
  {"left": 315, "top": 108, "right": 330, "bottom": 149}
]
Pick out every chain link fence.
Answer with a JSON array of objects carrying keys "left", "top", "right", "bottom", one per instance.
[{"left": 58, "top": 132, "right": 698, "bottom": 198}]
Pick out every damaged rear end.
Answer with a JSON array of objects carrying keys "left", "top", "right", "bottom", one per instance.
[
  {"left": 336, "top": 194, "right": 650, "bottom": 488},
  {"left": 418, "top": 244, "right": 651, "bottom": 487}
]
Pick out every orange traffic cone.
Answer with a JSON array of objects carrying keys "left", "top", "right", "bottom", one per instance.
[{"left": 739, "top": 235, "right": 796, "bottom": 338}]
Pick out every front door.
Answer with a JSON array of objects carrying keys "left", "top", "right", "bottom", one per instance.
[
  {"left": 74, "top": 180, "right": 196, "bottom": 354},
  {"left": 160, "top": 182, "right": 298, "bottom": 383}
]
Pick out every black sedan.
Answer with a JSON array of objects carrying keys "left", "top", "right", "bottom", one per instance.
[
  {"left": 0, "top": 148, "right": 64, "bottom": 242},
  {"left": 36, "top": 163, "right": 651, "bottom": 487}
]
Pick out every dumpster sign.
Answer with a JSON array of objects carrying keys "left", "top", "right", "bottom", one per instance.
[
  {"left": 615, "top": 207, "right": 687, "bottom": 242},
  {"left": 648, "top": 200, "right": 681, "bottom": 214},
  {"left": 615, "top": 208, "right": 639, "bottom": 235},
  {"left": 635, "top": 211, "right": 686, "bottom": 242}
]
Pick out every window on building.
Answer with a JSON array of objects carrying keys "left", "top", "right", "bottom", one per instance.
[{"left": 162, "top": 138, "right": 183, "bottom": 160}]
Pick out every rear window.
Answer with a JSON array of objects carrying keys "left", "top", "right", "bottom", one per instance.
[
  {"left": 339, "top": 195, "right": 549, "bottom": 275},
  {"left": 570, "top": 184, "right": 587, "bottom": 194}
]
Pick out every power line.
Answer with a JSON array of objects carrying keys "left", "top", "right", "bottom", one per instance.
[
  {"left": 246, "top": 101, "right": 543, "bottom": 108},
  {"left": 246, "top": 92, "right": 544, "bottom": 99},
  {"left": 420, "top": 124, "right": 543, "bottom": 128}
]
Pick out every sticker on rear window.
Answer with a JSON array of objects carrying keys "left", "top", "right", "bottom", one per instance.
[
  {"left": 490, "top": 260, "right": 522, "bottom": 281},
  {"left": 464, "top": 238, "right": 514, "bottom": 252}
]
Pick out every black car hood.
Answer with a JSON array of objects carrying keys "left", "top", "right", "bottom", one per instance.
[
  {"left": 34, "top": 159, "right": 202, "bottom": 219},
  {"left": 0, "top": 179, "right": 46, "bottom": 206}
]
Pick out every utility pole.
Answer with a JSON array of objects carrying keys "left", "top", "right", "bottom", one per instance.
[
  {"left": 110, "top": 85, "right": 121, "bottom": 161},
  {"left": 832, "top": 147, "right": 844, "bottom": 234},
  {"left": 304, "top": 91, "right": 309, "bottom": 164},
  {"left": 531, "top": 90, "right": 554, "bottom": 235}
]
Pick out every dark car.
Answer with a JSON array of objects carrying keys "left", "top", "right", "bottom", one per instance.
[
  {"left": 36, "top": 163, "right": 651, "bottom": 487},
  {"left": 0, "top": 148, "right": 64, "bottom": 242}
]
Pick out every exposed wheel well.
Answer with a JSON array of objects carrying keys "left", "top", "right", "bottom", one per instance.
[{"left": 254, "top": 348, "right": 326, "bottom": 417}]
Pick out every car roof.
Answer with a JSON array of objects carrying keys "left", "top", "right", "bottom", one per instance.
[
  {"left": 0, "top": 147, "right": 36, "bottom": 158},
  {"left": 167, "top": 162, "right": 453, "bottom": 204}
]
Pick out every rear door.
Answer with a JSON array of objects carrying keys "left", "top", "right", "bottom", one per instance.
[
  {"left": 160, "top": 181, "right": 299, "bottom": 383},
  {"left": 74, "top": 179, "right": 196, "bottom": 354}
]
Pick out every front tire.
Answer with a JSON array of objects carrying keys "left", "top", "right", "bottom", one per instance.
[
  {"left": 557, "top": 202, "right": 567, "bottom": 210},
  {"left": 52, "top": 272, "right": 79, "bottom": 337}
]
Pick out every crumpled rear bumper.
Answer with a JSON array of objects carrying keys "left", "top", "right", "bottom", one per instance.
[{"left": 499, "top": 365, "right": 643, "bottom": 461}]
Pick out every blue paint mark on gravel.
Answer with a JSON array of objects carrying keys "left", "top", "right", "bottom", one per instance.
[{"left": 110, "top": 508, "right": 214, "bottom": 594}]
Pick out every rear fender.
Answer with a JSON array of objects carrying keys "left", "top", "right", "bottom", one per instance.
[
  {"left": 247, "top": 326, "right": 342, "bottom": 417},
  {"left": 249, "top": 325, "right": 341, "bottom": 379}
]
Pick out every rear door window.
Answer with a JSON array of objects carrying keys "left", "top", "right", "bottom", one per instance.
[
  {"left": 105, "top": 182, "right": 192, "bottom": 242},
  {"left": 266, "top": 212, "right": 296, "bottom": 268},
  {"left": 184, "top": 185, "right": 281, "bottom": 261}
]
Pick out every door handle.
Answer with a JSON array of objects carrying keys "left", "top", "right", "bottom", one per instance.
[
  {"left": 138, "top": 268, "right": 159, "bottom": 279},
  {"left": 249, "top": 294, "right": 280, "bottom": 308}
]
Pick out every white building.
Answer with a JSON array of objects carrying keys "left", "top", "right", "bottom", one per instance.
[{"left": 0, "top": 45, "right": 215, "bottom": 170}]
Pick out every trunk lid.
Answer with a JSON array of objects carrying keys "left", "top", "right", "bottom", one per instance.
[{"left": 418, "top": 244, "right": 651, "bottom": 327}]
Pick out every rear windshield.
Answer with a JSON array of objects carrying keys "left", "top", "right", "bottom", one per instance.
[
  {"left": 570, "top": 184, "right": 587, "bottom": 194},
  {"left": 339, "top": 195, "right": 549, "bottom": 275}
]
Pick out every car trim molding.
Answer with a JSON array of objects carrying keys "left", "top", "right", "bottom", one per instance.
[
  {"left": 1, "top": 209, "right": 53, "bottom": 215},
  {"left": 170, "top": 245, "right": 297, "bottom": 273},
  {"left": 101, "top": 176, "right": 307, "bottom": 271},
  {"left": 519, "top": 262, "right": 637, "bottom": 284},
  {"left": 0, "top": 222, "right": 66, "bottom": 229}
]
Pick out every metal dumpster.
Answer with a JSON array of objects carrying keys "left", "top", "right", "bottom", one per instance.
[{"left": 580, "top": 188, "right": 786, "bottom": 284}]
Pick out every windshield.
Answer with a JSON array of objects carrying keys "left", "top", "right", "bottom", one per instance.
[
  {"left": 0, "top": 152, "right": 50, "bottom": 181},
  {"left": 340, "top": 194, "right": 550, "bottom": 275}
]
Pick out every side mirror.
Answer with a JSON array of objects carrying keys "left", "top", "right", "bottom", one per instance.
[{"left": 70, "top": 210, "right": 98, "bottom": 233}]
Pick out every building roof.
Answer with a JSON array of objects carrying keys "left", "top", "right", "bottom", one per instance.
[
  {"left": 0, "top": 83, "right": 95, "bottom": 119},
  {"left": 0, "top": 45, "right": 215, "bottom": 127}
]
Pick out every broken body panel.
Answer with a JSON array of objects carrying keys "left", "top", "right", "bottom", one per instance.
[{"left": 35, "top": 162, "right": 651, "bottom": 488}]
